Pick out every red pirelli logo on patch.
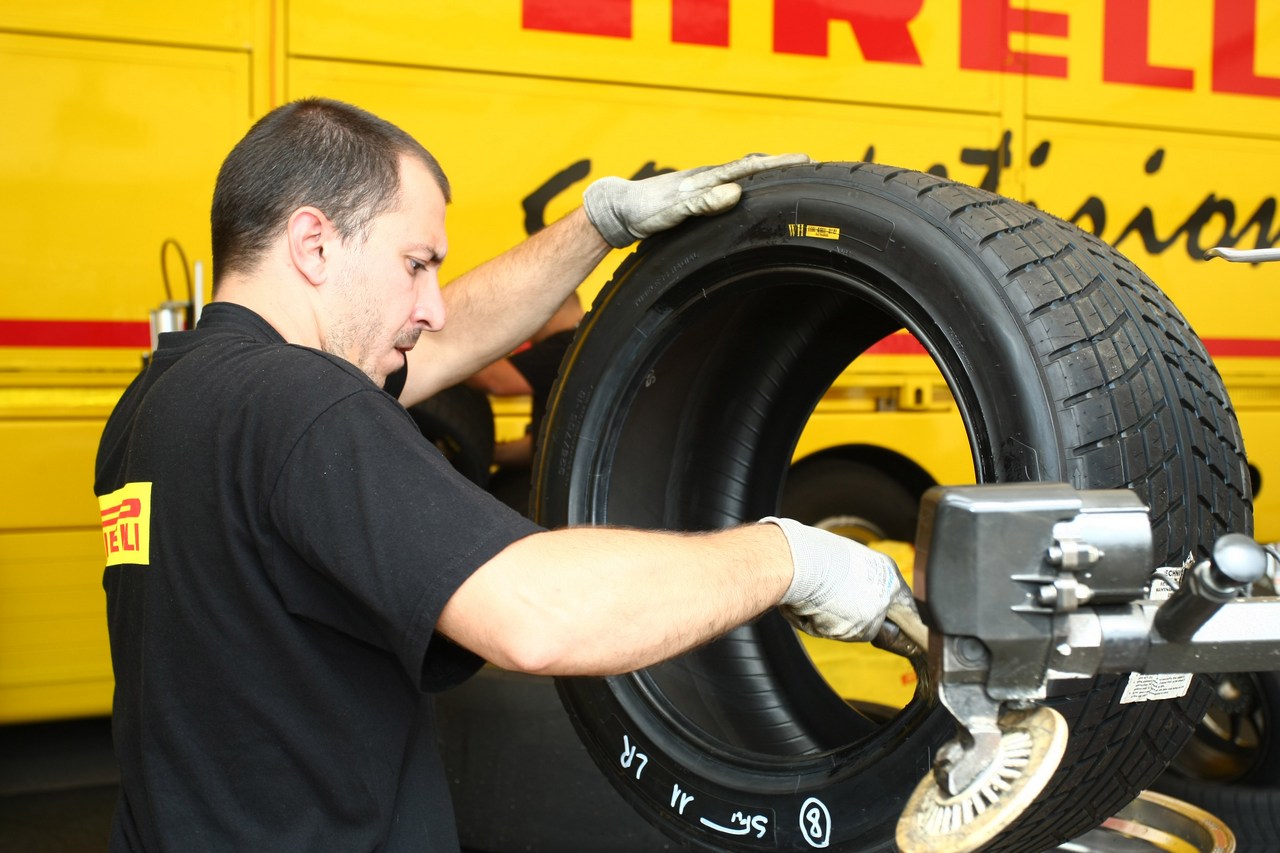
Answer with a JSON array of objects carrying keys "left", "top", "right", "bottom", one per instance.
[{"left": 99, "top": 483, "right": 152, "bottom": 566}]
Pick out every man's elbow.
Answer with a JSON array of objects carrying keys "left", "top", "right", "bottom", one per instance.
[{"left": 486, "top": 622, "right": 577, "bottom": 676}]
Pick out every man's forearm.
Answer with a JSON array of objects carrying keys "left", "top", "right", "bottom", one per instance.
[
  {"left": 401, "top": 154, "right": 809, "bottom": 405},
  {"left": 439, "top": 524, "right": 793, "bottom": 676},
  {"left": 401, "top": 208, "right": 609, "bottom": 406}
]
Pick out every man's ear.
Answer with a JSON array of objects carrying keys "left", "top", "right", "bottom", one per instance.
[{"left": 287, "top": 207, "right": 335, "bottom": 286}]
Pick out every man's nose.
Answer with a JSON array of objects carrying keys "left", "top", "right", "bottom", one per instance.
[{"left": 415, "top": 277, "right": 446, "bottom": 331}]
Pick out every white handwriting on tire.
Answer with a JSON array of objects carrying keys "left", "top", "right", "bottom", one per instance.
[
  {"left": 799, "top": 797, "right": 831, "bottom": 848},
  {"left": 620, "top": 734, "right": 648, "bottom": 779}
]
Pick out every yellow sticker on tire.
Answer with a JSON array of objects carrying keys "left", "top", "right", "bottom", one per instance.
[{"left": 787, "top": 224, "right": 841, "bottom": 240}]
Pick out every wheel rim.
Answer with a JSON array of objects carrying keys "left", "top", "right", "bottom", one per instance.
[
  {"left": 1172, "top": 673, "right": 1271, "bottom": 783},
  {"left": 811, "top": 514, "right": 887, "bottom": 542}
]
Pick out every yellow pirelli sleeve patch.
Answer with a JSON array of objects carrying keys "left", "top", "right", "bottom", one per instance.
[{"left": 99, "top": 482, "right": 152, "bottom": 566}]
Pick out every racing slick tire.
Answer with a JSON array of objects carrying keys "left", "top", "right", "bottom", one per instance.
[
  {"left": 531, "top": 162, "right": 1253, "bottom": 852},
  {"left": 407, "top": 383, "right": 495, "bottom": 488}
]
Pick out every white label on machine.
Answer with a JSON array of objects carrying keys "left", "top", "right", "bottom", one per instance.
[
  {"left": 1120, "top": 672, "right": 1193, "bottom": 703},
  {"left": 1121, "top": 561, "right": 1193, "bottom": 705}
]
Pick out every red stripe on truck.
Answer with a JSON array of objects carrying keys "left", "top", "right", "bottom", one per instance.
[
  {"left": 0, "top": 319, "right": 151, "bottom": 348},
  {"left": 1, "top": 320, "right": 1278, "bottom": 359}
]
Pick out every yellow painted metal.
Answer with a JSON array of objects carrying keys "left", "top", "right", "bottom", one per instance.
[
  {"left": 1022, "top": 0, "right": 1280, "bottom": 137},
  {"left": 0, "top": 31, "right": 252, "bottom": 371},
  {"left": 0, "top": 15, "right": 254, "bottom": 721},
  {"left": 0, "top": 532, "right": 113, "bottom": 724},
  {"left": 0, "top": 0, "right": 258, "bottom": 48},
  {"left": 290, "top": 0, "right": 997, "bottom": 116},
  {"left": 491, "top": 397, "right": 536, "bottom": 446},
  {"left": 2, "top": 0, "right": 1277, "bottom": 722},
  {"left": 799, "top": 539, "right": 921, "bottom": 710},
  {"left": 286, "top": 55, "right": 1005, "bottom": 306}
]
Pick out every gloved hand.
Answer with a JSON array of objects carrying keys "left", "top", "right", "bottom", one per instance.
[
  {"left": 761, "top": 516, "right": 927, "bottom": 652},
  {"left": 583, "top": 153, "right": 812, "bottom": 248}
]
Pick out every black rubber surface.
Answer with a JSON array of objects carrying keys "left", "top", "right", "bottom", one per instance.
[
  {"left": 407, "top": 383, "right": 495, "bottom": 487},
  {"left": 1153, "top": 670, "right": 1280, "bottom": 852},
  {"left": 1150, "top": 776, "right": 1280, "bottom": 853},
  {"left": 533, "top": 162, "right": 1252, "bottom": 852},
  {"left": 436, "top": 669, "right": 677, "bottom": 852}
]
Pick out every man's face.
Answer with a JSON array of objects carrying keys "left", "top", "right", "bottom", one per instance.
[{"left": 324, "top": 156, "right": 448, "bottom": 387}]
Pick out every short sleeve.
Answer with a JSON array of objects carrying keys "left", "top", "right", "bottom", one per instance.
[{"left": 267, "top": 390, "right": 541, "bottom": 689}]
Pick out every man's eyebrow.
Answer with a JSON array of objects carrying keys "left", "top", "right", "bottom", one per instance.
[{"left": 410, "top": 243, "right": 446, "bottom": 262}]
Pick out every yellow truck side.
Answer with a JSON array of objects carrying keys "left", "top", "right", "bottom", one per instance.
[{"left": 2, "top": 0, "right": 1278, "bottom": 723}]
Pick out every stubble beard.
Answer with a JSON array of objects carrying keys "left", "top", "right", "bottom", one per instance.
[{"left": 325, "top": 263, "right": 386, "bottom": 384}]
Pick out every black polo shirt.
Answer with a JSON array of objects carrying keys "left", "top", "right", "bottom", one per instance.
[{"left": 95, "top": 302, "right": 540, "bottom": 851}]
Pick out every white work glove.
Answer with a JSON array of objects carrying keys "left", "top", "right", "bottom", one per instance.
[
  {"left": 583, "top": 153, "right": 811, "bottom": 248},
  {"left": 761, "top": 517, "right": 927, "bottom": 652}
]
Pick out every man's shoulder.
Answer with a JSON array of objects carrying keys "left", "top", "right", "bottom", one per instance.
[
  {"left": 187, "top": 302, "right": 375, "bottom": 399},
  {"left": 151, "top": 327, "right": 398, "bottom": 441},
  {"left": 235, "top": 345, "right": 394, "bottom": 424},
  {"left": 245, "top": 341, "right": 369, "bottom": 387}
]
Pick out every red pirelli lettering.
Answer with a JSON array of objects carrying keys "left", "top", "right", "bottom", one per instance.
[
  {"left": 523, "top": 0, "right": 632, "bottom": 38},
  {"left": 1213, "top": 0, "right": 1280, "bottom": 97},
  {"left": 1103, "top": 0, "right": 1194, "bottom": 90},
  {"left": 673, "top": 0, "right": 729, "bottom": 46},
  {"left": 517, "top": 0, "right": 1277, "bottom": 100},
  {"left": 101, "top": 498, "right": 142, "bottom": 527},
  {"left": 961, "top": 0, "right": 1068, "bottom": 77},
  {"left": 773, "top": 0, "right": 924, "bottom": 63},
  {"left": 103, "top": 523, "right": 142, "bottom": 554}
]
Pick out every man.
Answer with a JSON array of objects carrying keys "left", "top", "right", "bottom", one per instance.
[{"left": 95, "top": 98, "right": 923, "bottom": 851}]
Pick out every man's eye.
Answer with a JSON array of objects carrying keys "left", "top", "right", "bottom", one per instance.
[{"left": 409, "top": 259, "right": 426, "bottom": 273}]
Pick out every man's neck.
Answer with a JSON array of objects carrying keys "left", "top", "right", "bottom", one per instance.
[{"left": 213, "top": 270, "right": 323, "bottom": 350}]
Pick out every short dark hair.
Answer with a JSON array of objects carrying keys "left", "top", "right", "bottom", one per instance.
[{"left": 210, "top": 98, "right": 450, "bottom": 286}]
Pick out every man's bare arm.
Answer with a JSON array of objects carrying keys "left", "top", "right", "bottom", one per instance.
[
  {"left": 399, "top": 153, "right": 811, "bottom": 406},
  {"left": 437, "top": 524, "right": 793, "bottom": 676},
  {"left": 400, "top": 208, "right": 607, "bottom": 406}
]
